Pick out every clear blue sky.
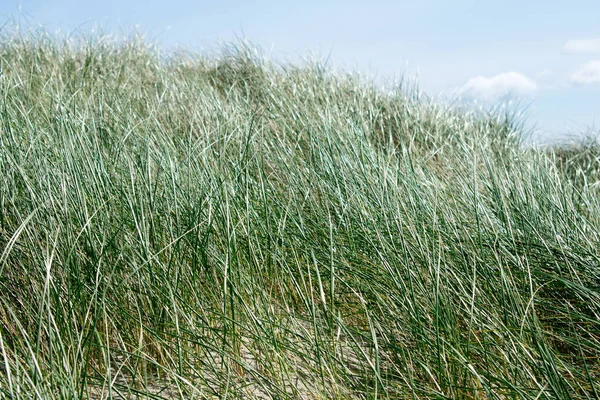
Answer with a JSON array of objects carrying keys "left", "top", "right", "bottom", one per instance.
[{"left": 2, "top": 0, "right": 599, "bottom": 141}]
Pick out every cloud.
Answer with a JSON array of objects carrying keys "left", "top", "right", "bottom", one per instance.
[
  {"left": 458, "top": 72, "right": 537, "bottom": 100},
  {"left": 571, "top": 60, "right": 600, "bottom": 84},
  {"left": 564, "top": 39, "right": 600, "bottom": 54}
]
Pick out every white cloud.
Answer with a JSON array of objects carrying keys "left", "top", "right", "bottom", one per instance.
[
  {"left": 564, "top": 39, "right": 600, "bottom": 54},
  {"left": 458, "top": 72, "right": 537, "bottom": 101},
  {"left": 571, "top": 60, "right": 600, "bottom": 84}
]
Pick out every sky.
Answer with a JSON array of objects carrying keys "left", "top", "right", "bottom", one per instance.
[{"left": 2, "top": 0, "right": 599, "bottom": 142}]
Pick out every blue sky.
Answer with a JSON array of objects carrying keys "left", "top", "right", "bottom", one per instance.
[{"left": 2, "top": 0, "right": 599, "bottom": 141}]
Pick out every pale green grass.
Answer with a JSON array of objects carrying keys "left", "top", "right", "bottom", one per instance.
[{"left": 0, "top": 28, "right": 599, "bottom": 399}]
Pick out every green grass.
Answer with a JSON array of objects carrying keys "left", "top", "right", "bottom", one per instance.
[{"left": 0, "top": 28, "right": 599, "bottom": 399}]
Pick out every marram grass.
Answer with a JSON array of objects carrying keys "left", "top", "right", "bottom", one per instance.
[{"left": 0, "top": 30, "right": 599, "bottom": 399}]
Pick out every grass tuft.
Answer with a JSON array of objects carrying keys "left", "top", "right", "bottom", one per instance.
[{"left": 1, "top": 27, "right": 599, "bottom": 399}]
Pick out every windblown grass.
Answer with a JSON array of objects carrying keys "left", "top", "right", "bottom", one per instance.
[{"left": 0, "top": 29, "right": 599, "bottom": 399}]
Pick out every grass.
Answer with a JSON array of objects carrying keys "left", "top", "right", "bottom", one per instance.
[{"left": 0, "top": 27, "right": 599, "bottom": 399}]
